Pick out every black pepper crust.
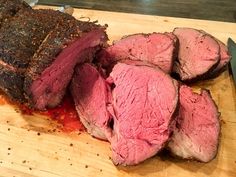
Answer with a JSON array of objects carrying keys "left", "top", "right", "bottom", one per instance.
[
  {"left": 0, "top": 9, "right": 79, "bottom": 68},
  {"left": 24, "top": 15, "right": 99, "bottom": 83},
  {"left": 0, "top": 64, "right": 25, "bottom": 101},
  {"left": 0, "top": 0, "right": 31, "bottom": 27}
]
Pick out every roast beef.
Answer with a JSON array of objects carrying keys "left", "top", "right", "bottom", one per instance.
[
  {"left": 0, "top": 7, "right": 108, "bottom": 108},
  {"left": 173, "top": 28, "right": 220, "bottom": 81},
  {"left": 24, "top": 16, "right": 107, "bottom": 110},
  {"left": 70, "top": 63, "right": 112, "bottom": 140},
  {"left": 165, "top": 32, "right": 178, "bottom": 45},
  {"left": 0, "top": 0, "right": 30, "bottom": 26},
  {"left": 108, "top": 63, "right": 178, "bottom": 165},
  {"left": 0, "top": 63, "right": 24, "bottom": 101},
  {"left": 97, "top": 33, "right": 177, "bottom": 73},
  {"left": 210, "top": 39, "right": 231, "bottom": 76},
  {"left": 0, "top": 9, "right": 71, "bottom": 102},
  {"left": 198, "top": 30, "right": 231, "bottom": 77},
  {"left": 168, "top": 85, "right": 220, "bottom": 162}
]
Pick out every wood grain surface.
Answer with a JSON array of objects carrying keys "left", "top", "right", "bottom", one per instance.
[{"left": 0, "top": 5, "right": 236, "bottom": 177}]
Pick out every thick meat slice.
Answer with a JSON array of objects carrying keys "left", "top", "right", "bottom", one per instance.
[
  {"left": 70, "top": 63, "right": 112, "bottom": 140},
  {"left": 0, "top": 9, "right": 73, "bottom": 102},
  {"left": 165, "top": 32, "right": 178, "bottom": 44},
  {"left": 97, "top": 33, "right": 177, "bottom": 73},
  {"left": 108, "top": 63, "right": 178, "bottom": 165},
  {"left": 24, "top": 21, "right": 107, "bottom": 110},
  {"left": 198, "top": 30, "right": 232, "bottom": 76},
  {"left": 0, "top": 0, "right": 30, "bottom": 26},
  {"left": 211, "top": 39, "right": 231, "bottom": 75},
  {"left": 173, "top": 28, "right": 220, "bottom": 81},
  {"left": 168, "top": 85, "right": 220, "bottom": 162}
]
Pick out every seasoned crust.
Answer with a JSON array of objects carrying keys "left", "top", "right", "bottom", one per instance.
[
  {"left": 0, "top": 64, "right": 25, "bottom": 102},
  {"left": 0, "top": 0, "right": 31, "bottom": 26},
  {"left": 0, "top": 9, "right": 79, "bottom": 68}
]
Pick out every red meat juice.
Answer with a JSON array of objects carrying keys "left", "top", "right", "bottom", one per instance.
[{"left": 2, "top": 93, "right": 85, "bottom": 132}]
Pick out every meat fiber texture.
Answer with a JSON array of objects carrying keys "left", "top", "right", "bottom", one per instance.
[
  {"left": 168, "top": 85, "right": 220, "bottom": 162},
  {"left": 71, "top": 63, "right": 112, "bottom": 140},
  {"left": 0, "top": 9, "right": 72, "bottom": 102},
  {"left": 24, "top": 13, "right": 108, "bottom": 110},
  {"left": 108, "top": 63, "right": 179, "bottom": 165},
  {"left": 97, "top": 33, "right": 177, "bottom": 73},
  {"left": 173, "top": 27, "right": 220, "bottom": 81}
]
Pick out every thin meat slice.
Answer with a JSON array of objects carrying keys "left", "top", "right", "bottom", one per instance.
[
  {"left": 173, "top": 27, "right": 220, "bottom": 81},
  {"left": 108, "top": 63, "right": 178, "bottom": 165},
  {"left": 168, "top": 85, "right": 220, "bottom": 162},
  {"left": 70, "top": 64, "right": 112, "bottom": 140},
  {"left": 97, "top": 33, "right": 177, "bottom": 73}
]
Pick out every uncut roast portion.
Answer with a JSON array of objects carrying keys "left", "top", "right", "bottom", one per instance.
[{"left": 0, "top": 0, "right": 108, "bottom": 110}]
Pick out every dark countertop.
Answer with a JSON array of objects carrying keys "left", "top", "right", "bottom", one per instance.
[{"left": 38, "top": 0, "right": 236, "bottom": 22}]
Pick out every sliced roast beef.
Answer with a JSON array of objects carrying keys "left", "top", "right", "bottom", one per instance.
[
  {"left": 165, "top": 32, "right": 178, "bottom": 44},
  {"left": 97, "top": 33, "right": 177, "bottom": 73},
  {"left": 198, "top": 30, "right": 231, "bottom": 77},
  {"left": 168, "top": 85, "right": 220, "bottom": 162},
  {"left": 108, "top": 63, "right": 178, "bottom": 165},
  {"left": 70, "top": 63, "right": 112, "bottom": 140},
  {"left": 173, "top": 28, "right": 220, "bottom": 81},
  {"left": 24, "top": 20, "right": 107, "bottom": 110},
  {"left": 210, "top": 39, "right": 231, "bottom": 76},
  {"left": 0, "top": 0, "right": 30, "bottom": 26},
  {"left": 0, "top": 9, "right": 73, "bottom": 102}
]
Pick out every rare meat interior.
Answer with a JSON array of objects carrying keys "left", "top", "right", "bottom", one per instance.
[{"left": 28, "top": 29, "right": 107, "bottom": 110}]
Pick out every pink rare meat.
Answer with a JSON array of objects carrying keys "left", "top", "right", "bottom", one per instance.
[
  {"left": 168, "top": 85, "right": 220, "bottom": 162},
  {"left": 98, "top": 33, "right": 177, "bottom": 73},
  {"left": 173, "top": 27, "right": 220, "bottom": 81},
  {"left": 108, "top": 63, "right": 178, "bottom": 165}
]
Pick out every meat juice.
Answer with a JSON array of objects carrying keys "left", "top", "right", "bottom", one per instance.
[
  {"left": 0, "top": 93, "right": 84, "bottom": 132},
  {"left": 44, "top": 95, "right": 85, "bottom": 132}
]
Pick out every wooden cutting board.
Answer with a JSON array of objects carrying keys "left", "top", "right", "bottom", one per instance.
[{"left": 0, "top": 5, "right": 236, "bottom": 177}]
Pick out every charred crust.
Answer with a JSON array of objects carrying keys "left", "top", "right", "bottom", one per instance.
[
  {"left": 0, "top": 0, "right": 31, "bottom": 27},
  {"left": 0, "top": 65, "right": 25, "bottom": 102}
]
